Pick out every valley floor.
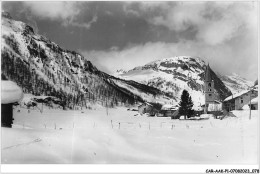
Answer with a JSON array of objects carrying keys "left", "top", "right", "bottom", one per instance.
[{"left": 1, "top": 107, "right": 258, "bottom": 164}]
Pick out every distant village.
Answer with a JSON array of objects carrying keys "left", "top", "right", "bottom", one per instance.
[{"left": 137, "top": 64, "right": 258, "bottom": 119}]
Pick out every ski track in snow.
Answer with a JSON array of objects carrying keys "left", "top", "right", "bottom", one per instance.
[{"left": 2, "top": 138, "right": 42, "bottom": 150}]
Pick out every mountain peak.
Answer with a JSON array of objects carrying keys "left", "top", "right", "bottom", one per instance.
[
  {"left": 217, "top": 73, "right": 253, "bottom": 94},
  {"left": 145, "top": 56, "right": 205, "bottom": 66},
  {"left": 116, "top": 55, "right": 232, "bottom": 108},
  {"left": 128, "top": 56, "right": 206, "bottom": 76},
  {"left": 116, "top": 69, "right": 127, "bottom": 74},
  {"left": 2, "top": 11, "right": 12, "bottom": 19},
  {"left": 231, "top": 72, "right": 239, "bottom": 76}
]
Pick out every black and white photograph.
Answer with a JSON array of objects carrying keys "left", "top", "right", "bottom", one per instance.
[{"left": 1, "top": 0, "right": 259, "bottom": 172}]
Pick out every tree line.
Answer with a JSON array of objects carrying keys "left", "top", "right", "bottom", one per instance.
[{"left": 1, "top": 47, "right": 140, "bottom": 110}]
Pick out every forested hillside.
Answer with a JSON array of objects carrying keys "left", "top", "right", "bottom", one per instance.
[{"left": 1, "top": 12, "right": 166, "bottom": 109}]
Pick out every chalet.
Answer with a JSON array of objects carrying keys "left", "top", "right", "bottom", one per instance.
[
  {"left": 160, "top": 104, "right": 179, "bottom": 118},
  {"left": 138, "top": 102, "right": 159, "bottom": 116},
  {"left": 1, "top": 80, "right": 23, "bottom": 128},
  {"left": 223, "top": 89, "right": 258, "bottom": 111},
  {"left": 249, "top": 97, "right": 258, "bottom": 110},
  {"left": 138, "top": 102, "right": 152, "bottom": 114}
]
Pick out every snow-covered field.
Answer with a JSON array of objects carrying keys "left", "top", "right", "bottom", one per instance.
[{"left": 1, "top": 106, "right": 258, "bottom": 164}]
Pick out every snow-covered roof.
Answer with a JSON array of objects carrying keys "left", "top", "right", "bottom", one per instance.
[
  {"left": 250, "top": 97, "right": 258, "bottom": 104},
  {"left": 213, "top": 100, "right": 222, "bottom": 104},
  {"left": 138, "top": 102, "right": 153, "bottom": 107},
  {"left": 201, "top": 100, "right": 221, "bottom": 107},
  {"left": 161, "top": 104, "right": 178, "bottom": 110},
  {"left": 224, "top": 90, "right": 251, "bottom": 102},
  {"left": 145, "top": 102, "right": 153, "bottom": 106},
  {"left": 1, "top": 81, "right": 23, "bottom": 104}
]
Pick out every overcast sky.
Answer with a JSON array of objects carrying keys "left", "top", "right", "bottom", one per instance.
[{"left": 2, "top": 1, "right": 258, "bottom": 81}]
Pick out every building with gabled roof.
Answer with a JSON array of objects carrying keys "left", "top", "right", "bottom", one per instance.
[
  {"left": 249, "top": 97, "right": 258, "bottom": 110},
  {"left": 138, "top": 102, "right": 160, "bottom": 116},
  {"left": 223, "top": 89, "right": 258, "bottom": 111},
  {"left": 159, "top": 104, "right": 179, "bottom": 118},
  {"left": 1, "top": 80, "right": 23, "bottom": 128}
]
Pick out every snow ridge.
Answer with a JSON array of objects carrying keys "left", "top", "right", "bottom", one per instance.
[{"left": 217, "top": 73, "right": 253, "bottom": 94}]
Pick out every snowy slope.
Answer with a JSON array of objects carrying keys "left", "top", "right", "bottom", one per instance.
[
  {"left": 2, "top": 106, "right": 258, "bottom": 164},
  {"left": 116, "top": 56, "right": 231, "bottom": 108},
  {"left": 1, "top": 12, "right": 167, "bottom": 107},
  {"left": 217, "top": 73, "right": 253, "bottom": 94}
]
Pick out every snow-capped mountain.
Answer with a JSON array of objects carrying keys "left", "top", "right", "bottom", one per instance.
[
  {"left": 1, "top": 12, "right": 168, "bottom": 108},
  {"left": 114, "top": 69, "right": 127, "bottom": 76},
  {"left": 217, "top": 73, "right": 253, "bottom": 94},
  {"left": 116, "top": 56, "right": 232, "bottom": 108}
]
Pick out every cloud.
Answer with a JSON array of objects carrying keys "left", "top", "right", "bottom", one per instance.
[
  {"left": 81, "top": 42, "right": 178, "bottom": 73},
  {"left": 22, "top": 2, "right": 97, "bottom": 29},
  {"left": 98, "top": 1, "right": 257, "bottom": 81},
  {"left": 22, "top": 2, "right": 80, "bottom": 21},
  {"left": 148, "top": 2, "right": 206, "bottom": 31},
  {"left": 13, "top": 1, "right": 257, "bottom": 81},
  {"left": 196, "top": 2, "right": 257, "bottom": 45},
  {"left": 63, "top": 15, "right": 98, "bottom": 29},
  {"left": 125, "top": 2, "right": 257, "bottom": 46},
  {"left": 24, "top": 11, "right": 39, "bottom": 33},
  {"left": 81, "top": 34, "right": 257, "bottom": 81}
]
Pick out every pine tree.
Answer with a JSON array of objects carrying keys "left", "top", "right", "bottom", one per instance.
[{"left": 178, "top": 90, "right": 194, "bottom": 119}]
